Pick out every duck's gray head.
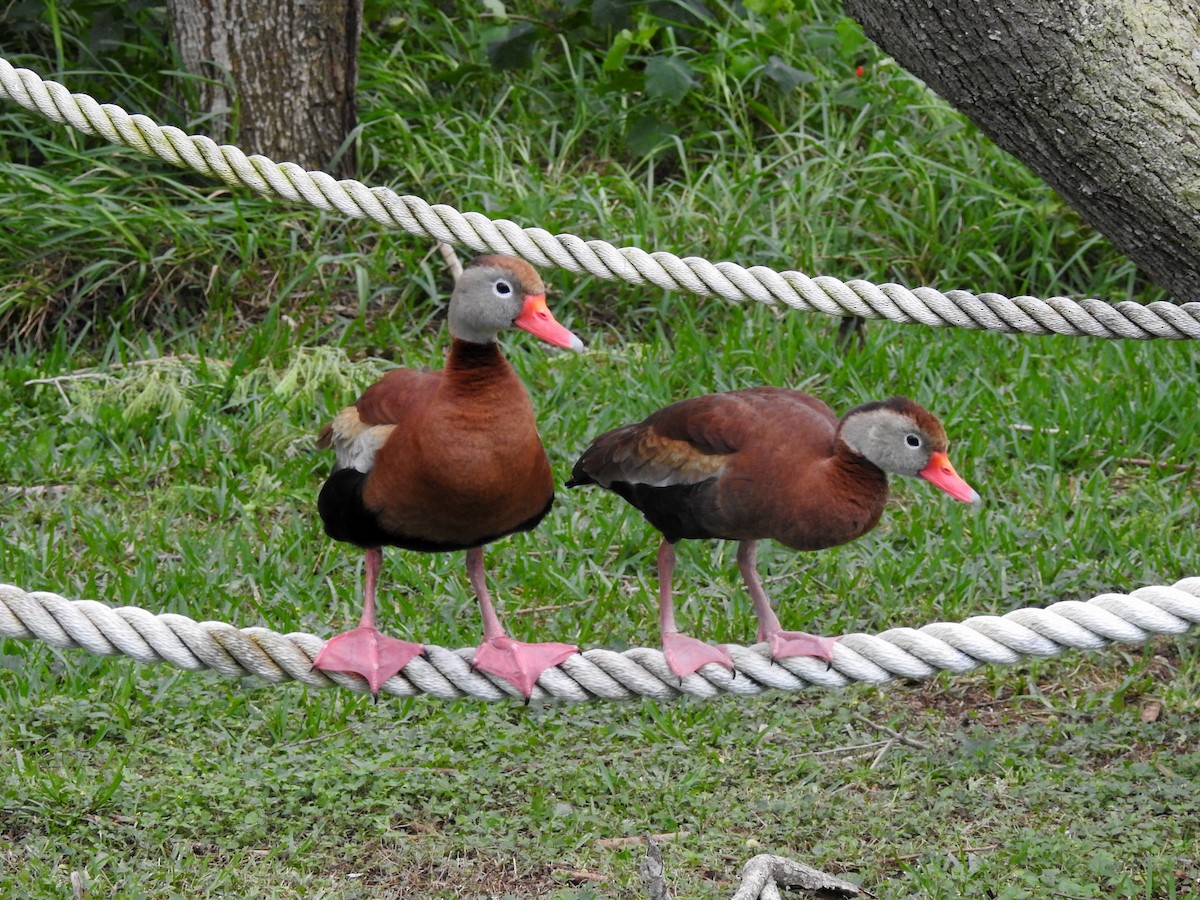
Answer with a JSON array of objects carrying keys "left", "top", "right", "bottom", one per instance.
[
  {"left": 838, "top": 397, "right": 979, "bottom": 503},
  {"left": 447, "top": 256, "right": 583, "bottom": 351}
]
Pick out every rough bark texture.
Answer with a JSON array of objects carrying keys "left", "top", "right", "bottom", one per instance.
[
  {"left": 166, "top": 0, "right": 360, "bottom": 178},
  {"left": 842, "top": 0, "right": 1200, "bottom": 302}
]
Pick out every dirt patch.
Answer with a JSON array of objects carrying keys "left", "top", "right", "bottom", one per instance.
[
  {"left": 322, "top": 844, "right": 588, "bottom": 899},
  {"left": 875, "top": 635, "right": 1186, "bottom": 724}
]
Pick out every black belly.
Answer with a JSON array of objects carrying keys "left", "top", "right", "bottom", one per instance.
[
  {"left": 318, "top": 468, "right": 553, "bottom": 552},
  {"left": 608, "top": 479, "right": 722, "bottom": 544}
]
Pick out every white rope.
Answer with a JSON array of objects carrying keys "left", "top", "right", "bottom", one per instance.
[
  {"left": 3, "top": 579, "right": 1197, "bottom": 703},
  {"left": 3, "top": 57, "right": 1198, "bottom": 340}
]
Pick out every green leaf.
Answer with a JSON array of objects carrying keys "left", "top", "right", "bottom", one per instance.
[
  {"left": 604, "top": 28, "right": 635, "bottom": 72},
  {"left": 598, "top": 69, "right": 644, "bottom": 95},
  {"left": 626, "top": 114, "right": 676, "bottom": 155},
  {"left": 742, "top": 0, "right": 795, "bottom": 15},
  {"left": 591, "top": 0, "right": 634, "bottom": 29},
  {"left": 763, "top": 55, "right": 815, "bottom": 91},
  {"left": 835, "top": 16, "right": 870, "bottom": 59},
  {"left": 644, "top": 55, "right": 693, "bottom": 105},
  {"left": 486, "top": 22, "right": 539, "bottom": 71}
]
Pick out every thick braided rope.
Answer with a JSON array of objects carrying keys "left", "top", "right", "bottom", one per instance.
[
  {"left": 3, "top": 57, "right": 1198, "bottom": 339},
  {"left": 3, "top": 579, "right": 1198, "bottom": 703}
]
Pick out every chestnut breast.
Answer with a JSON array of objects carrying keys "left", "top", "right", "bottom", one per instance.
[{"left": 360, "top": 341, "right": 554, "bottom": 548}]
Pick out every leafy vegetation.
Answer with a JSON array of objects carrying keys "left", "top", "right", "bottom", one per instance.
[{"left": 1, "top": 1, "right": 1197, "bottom": 898}]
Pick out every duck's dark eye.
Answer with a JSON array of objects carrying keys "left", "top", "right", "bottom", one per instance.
[
  {"left": 906, "top": 434, "right": 921, "bottom": 448},
  {"left": 494, "top": 280, "right": 513, "bottom": 296}
]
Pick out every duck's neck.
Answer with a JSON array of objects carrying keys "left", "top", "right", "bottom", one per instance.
[
  {"left": 447, "top": 337, "right": 505, "bottom": 371},
  {"left": 790, "top": 448, "right": 890, "bottom": 548},
  {"left": 836, "top": 447, "right": 888, "bottom": 482},
  {"left": 827, "top": 444, "right": 890, "bottom": 509},
  {"left": 442, "top": 338, "right": 519, "bottom": 395}
]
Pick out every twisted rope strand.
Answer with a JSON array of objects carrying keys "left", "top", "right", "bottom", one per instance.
[
  {"left": 3, "top": 57, "right": 1199, "bottom": 339},
  {"left": 3, "top": 579, "right": 1198, "bottom": 703}
]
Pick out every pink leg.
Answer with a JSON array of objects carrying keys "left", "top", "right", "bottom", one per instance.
[
  {"left": 467, "top": 546, "right": 577, "bottom": 697},
  {"left": 312, "top": 546, "right": 425, "bottom": 695},
  {"left": 739, "top": 541, "right": 839, "bottom": 663},
  {"left": 657, "top": 540, "right": 734, "bottom": 678}
]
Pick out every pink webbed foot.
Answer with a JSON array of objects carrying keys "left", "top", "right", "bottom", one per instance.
[
  {"left": 472, "top": 636, "right": 579, "bottom": 697},
  {"left": 312, "top": 626, "right": 425, "bottom": 695},
  {"left": 661, "top": 631, "right": 735, "bottom": 679},
  {"left": 763, "top": 629, "right": 841, "bottom": 664}
]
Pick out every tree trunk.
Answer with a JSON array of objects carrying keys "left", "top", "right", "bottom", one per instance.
[
  {"left": 166, "top": 0, "right": 361, "bottom": 178},
  {"left": 841, "top": 0, "right": 1200, "bottom": 303}
]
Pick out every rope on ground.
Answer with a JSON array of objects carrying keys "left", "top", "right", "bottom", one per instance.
[
  {"left": 3, "top": 57, "right": 1198, "bottom": 341},
  {"left": 2, "top": 579, "right": 1198, "bottom": 703}
]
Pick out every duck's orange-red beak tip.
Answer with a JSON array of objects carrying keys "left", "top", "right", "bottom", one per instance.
[
  {"left": 919, "top": 451, "right": 981, "bottom": 504},
  {"left": 514, "top": 294, "right": 584, "bottom": 352}
]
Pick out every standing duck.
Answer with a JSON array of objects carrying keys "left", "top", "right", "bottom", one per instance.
[
  {"left": 567, "top": 388, "right": 979, "bottom": 677},
  {"left": 315, "top": 255, "right": 583, "bottom": 696}
]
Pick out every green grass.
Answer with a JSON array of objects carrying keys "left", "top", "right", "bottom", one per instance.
[{"left": 1, "top": 2, "right": 1198, "bottom": 897}]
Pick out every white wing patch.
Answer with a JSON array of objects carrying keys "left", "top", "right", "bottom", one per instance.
[{"left": 325, "top": 407, "right": 396, "bottom": 474}]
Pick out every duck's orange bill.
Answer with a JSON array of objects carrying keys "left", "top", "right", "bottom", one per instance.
[
  {"left": 919, "top": 451, "right": 981, "bottom": 504},
  {"left": 514, "top": 294, "right": 585, "bottom": 352}
]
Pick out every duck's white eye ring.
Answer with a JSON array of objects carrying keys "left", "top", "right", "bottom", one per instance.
[
  {"left": 494, "top": 280, "right": 513, "bottom": 296},
  {"left": 906, "top": 434, "right": 921, "bottom": 448}
]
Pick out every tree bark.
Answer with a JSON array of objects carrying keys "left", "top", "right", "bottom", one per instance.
[
  {"left": 841, "top": 0, "right": 1200, "bottom": 302},
  {"left": 166, "top": 0, "right": 361, "bottom": 178}
]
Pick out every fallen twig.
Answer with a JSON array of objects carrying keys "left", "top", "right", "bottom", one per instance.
[
  {"left": 730, "top": 854, "right": 860, "bottom": 899},
  {"left": 510, "top": 598, "right": 594, "bottom": 616},
  {"left": 597, "top": 831, "right": 688, "bottom": 850},
  {"left": 807, "top": 740, "right": 892, "bottom": 759},
  {"left": 1114, "top": 457, "right": 1193, "bottom": 473},
  {"left": 851, "top": 714, "right": 933, "bottom": 751},
  {"left": 550, "top": 865, "right": 606, "bottom": 885},
  {"left": 1011, "top": 426, "right": 1191, "bottom": 474},
  {"left": 892, "top": 844, "right": 999, "bottom": 861},
  {"left": 280, "top": 726, "right": 360, "bottom": 749},
  {"left": 870, "top": 738, "right": 896, "bottom": 769}
]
